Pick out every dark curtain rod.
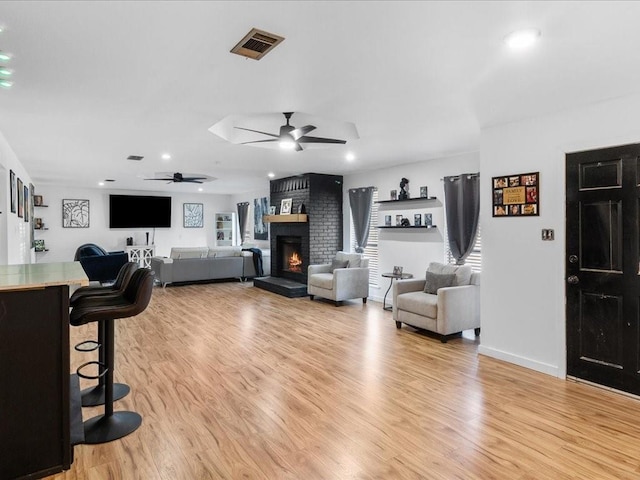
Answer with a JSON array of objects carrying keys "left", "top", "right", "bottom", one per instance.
[{"left": 440, "top": 172, "right": 480, "bottom": 181}]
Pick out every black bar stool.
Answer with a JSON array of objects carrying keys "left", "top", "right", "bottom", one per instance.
[
  {"left": 71, "top": 262, "right": 138, "bottom": 407},
  {"left": 70, "top": 268, "right": 154, "bottom": 444}
]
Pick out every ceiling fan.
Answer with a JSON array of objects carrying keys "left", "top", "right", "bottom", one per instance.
[
  {"left": 234, "top": 112, "right": 347, "bottom": 151},
  {"left": 144, "top": 172, "right": 211, "bottom": 184}
]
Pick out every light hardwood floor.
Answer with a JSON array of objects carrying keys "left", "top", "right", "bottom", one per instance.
[{"left": 48, "top": 281, "right": 640, "bottom": 479}]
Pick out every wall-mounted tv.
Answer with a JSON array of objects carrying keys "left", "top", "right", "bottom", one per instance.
[{"left": 109, "top": 194, "right": 172, "bottom": 228}]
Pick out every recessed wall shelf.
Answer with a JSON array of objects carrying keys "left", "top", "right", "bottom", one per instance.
[{"left": 263, "top": 214, "right": 308, "bottom": 223}]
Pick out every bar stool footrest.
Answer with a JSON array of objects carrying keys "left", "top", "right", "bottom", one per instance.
[
  {"left": 76, "top": 360, "right": 107, "bottom": 380},
  {"left": 75, "top": 340, "right": 101, "bottom": 352}
]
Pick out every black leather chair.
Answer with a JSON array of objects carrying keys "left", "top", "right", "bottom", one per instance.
[
  {"left": 74, "top": 243, "right": 129, "bottom": 284},
  {"left": 70, "top": 268, "right": 155, "bottom": 444},
  {"left": 71, "top": 262, "right": 139, "bottom": 407}
]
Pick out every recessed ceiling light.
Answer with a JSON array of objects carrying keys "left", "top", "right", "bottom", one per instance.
[
  {"left": 0, "top": 51, "right": 12, "bottom": 62},
  {"left": 0, "top": 67, "right": 12, "bottom": 76},
  {"left": 161, "top": 153, "right": 171, "bottom": 160},
  {"left": 267, "top": 172, "right": 275, "bottom": 178},
  {"left": 0, "top": 79, "right": 12, "bottom": 89},
  {"left": 98, "top": 181, "right": 105, "bottom": 186},
  {"left": 346, "top": 152, "right": 355, "bottom": 161},
  {"left": 504, "top": 28, "right": 541, "bottom": 50},
  {"left": 198, "top": 187, "right": 203, "bottom": 192}
]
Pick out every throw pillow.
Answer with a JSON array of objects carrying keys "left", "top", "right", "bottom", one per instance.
[
  {"left": 423, "top": 271, "right": 456, "bottom": 294},
  {"left": 427, "top": 262, "right": 472, "bottom": 286},
  {"left": 347, "top": 258, "right": 361, "bottom": 268},
  {"left": 331, "top": 259, "right": 349, "bottom": 272}
]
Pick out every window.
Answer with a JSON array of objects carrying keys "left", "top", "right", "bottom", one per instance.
[
  {"left": 444, "top": 224, "right": 482, "bottom": 272},
  {"left": 350, "top": 188, "right": 379, "bottom": 286}
]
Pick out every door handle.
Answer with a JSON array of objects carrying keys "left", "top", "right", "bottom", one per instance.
[{"left": 567, "top": 275, "right": 580, "bottom": 285}]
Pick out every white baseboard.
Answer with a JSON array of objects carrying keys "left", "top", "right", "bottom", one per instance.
[{"left": 478, "top": 345, "right": 560, "bottom": 378}]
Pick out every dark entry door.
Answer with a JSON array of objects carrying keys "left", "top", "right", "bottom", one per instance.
[{"left": 566, "top": 143, "right": 640, "bottom": 394}]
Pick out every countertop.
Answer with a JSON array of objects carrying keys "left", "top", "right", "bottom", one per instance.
[{"left": 0, "top": 261, "right": 89, "bottom": 291}]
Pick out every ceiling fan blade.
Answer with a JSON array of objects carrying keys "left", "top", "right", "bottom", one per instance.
[
  {"left": 294, "top": 142, "right": 303, "bottom": 152},
  {"left": 240, "top": 139, "right": 279, "bottom": 145},
  {"left": 144, "top": 178, "right": 172, "bottom": 181},
  {"left": 183, "top": 179, "right": 204, "bottom": 183},
  {"left": 234, "top": 126, "right": 279, "bottom": 138},
  {"left": 297, "top": 136, "right": 346, "bottom": 144},
  {"left": 291, "top": 125, "right": 316, "bottom": 140}
]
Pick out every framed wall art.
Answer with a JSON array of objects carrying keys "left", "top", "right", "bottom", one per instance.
[
  {"left": 254, "top": 196, "right": 268, "bottom": 240},
  {"left": 280, "top": 198, "right": 292, "bottom": 215},
  {"left": 9, "top": 169, "right": 16, "bottom": 213},
  {"left": 62, "top": 199, "right": 90, "bottom": 228},
  {"left": 492, "top": 171, "right": 539, "bottom": 217},
  {"left": 183, "top": 203, "right": 203, "bottom": 228},
  {"left": 17, "top": 177, "right": 23, "bottom": 218}
]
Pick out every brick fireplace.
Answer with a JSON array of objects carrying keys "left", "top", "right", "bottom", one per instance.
[{"left": 254, "top": 173, "right": 343, "bottom": 297}]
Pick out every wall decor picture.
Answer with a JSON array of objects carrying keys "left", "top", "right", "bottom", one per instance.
[
  {"left": 390, "top": 189, "right": 397, "bottom": 200},
  {"left": 393, "top": 265, "right": 403, "bottom": 276},
  {"left": 62, "top": 199, "right": 90, "bottom": 228},
  {"left": 395, "top": 214, "right": 403, "bottom": 226},
  {"left": 385, "top": 215, "right": 392, "bottom": 226},
  {"left": 17, "top": 177, "right": 23, "bottom": 218},
  {"left": 183, "top": 203, "right": 203, "bottom": 228},
  {"left": 492, "top": 171, "right": 539, "bottom": 217},
  {"left": 23, "top": 184, "right": 29, "bottom": 223},
  {"left": 34, "top": 195, "right": 43, "bottom": 206},
  {"left": 424, "top": 213, "right": 433, "bottom": 227},
  {"left": 34, "top": 239, "right": 46, "bottom": 252},
  {"left": 269, "top": 206, "right": 276, "bottom": 215},
  {"left": 254, "top": 196, "right": 268, "bottom": 240},
  {"left": 420, "top": 186, "right": 428, "bottom": 198},
  {"left": 414, "top": 213, "right": 422, "bottom": 226},
  {"left": 9, "top": 169, "right": 16, "bottom": 213},
  {"left": 280, "top": 198, "right": 292, "bottom": 215}
]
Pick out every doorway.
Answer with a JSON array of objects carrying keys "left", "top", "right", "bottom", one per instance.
[{"left": 566, "top": 143, "right": 640, "bottom": 395}]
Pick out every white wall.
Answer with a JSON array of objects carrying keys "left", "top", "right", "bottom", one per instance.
[
  {"left": 344, "top": 152, "right": 480, "bottom": 302},
  {"left": 230, "top": 185, "right": 271, "bottom": 251},
  {"left": 0, "top": 131, "right": 34, "bottom": 264},
  {"left": 479, "top": 92, "right": 640, "bottom": 378},
  {"left": 35, "top": 185, "right": 234, "bottom": 262}
]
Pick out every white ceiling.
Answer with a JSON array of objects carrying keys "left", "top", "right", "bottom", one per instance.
[{"left": 1, "top": 1, "right": 639, "bottom": 194}]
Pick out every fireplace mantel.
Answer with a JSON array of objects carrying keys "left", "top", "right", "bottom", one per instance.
[{"left": 263, "top": 214, "right": 308, "bottom": 223}]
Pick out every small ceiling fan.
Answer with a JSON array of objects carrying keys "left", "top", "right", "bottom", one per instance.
[
  {"left": 234, "top": 112, "right": 347, "bottom": 151},
  {"left": 144, "top": 172, "right": 212, "bottom": 184}
]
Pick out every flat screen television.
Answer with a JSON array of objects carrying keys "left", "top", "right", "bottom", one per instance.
[{"left": 109, "top": 194, "right": 172, "bottom": 228}]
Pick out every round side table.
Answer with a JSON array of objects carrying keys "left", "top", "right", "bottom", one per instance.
[{"left": 381, "top": 272, "right": 413, "bottom": 311}]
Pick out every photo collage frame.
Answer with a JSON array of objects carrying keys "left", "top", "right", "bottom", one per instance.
[{"left": 492, "top": 171, "right": 539, "bottom": 217}]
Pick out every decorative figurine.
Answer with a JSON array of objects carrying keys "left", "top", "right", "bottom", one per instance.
[{"left": 399, "top": 177, "right": 409, "bottom": 200}]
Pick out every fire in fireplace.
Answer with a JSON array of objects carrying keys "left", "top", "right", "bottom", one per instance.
[{"left": 278, "top": 235, "right": 304, "bottom": 279}]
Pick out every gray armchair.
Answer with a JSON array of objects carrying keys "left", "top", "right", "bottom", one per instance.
[
  {"left": 308, "top": 252, "right": 370, "bottom": 305},
  {"left": 393, "top": 262, "right": 480, "bottom": 342}
]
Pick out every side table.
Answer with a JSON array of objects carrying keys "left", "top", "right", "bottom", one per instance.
[{"left": 381, "top": 272, "right": 413, "bottom": 311}]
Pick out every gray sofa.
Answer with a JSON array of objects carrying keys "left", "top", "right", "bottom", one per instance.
[{"left": 149, "top": 247, "right": 269, "bottom": 287}]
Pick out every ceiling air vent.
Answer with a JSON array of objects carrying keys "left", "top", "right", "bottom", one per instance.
[
  {"left": 230, "top": 28, "right": 284, "bottom": 60},
  {"left": 127, "top": 155, "right": 144, "bottom": 161}
]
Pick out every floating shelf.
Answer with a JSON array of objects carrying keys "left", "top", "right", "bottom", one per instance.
[
  {"left": 34, "top": 205, "right": 49, "bottom": 208},
  {"left": 34, "top": 227, "right": 49, "bottom": 231},
  {"left": 263, "top": 214, "right": 308, "bottom": 223},
  {"left": 35, "top": 249, "right": 49, "bottom": 252},
  {"left": 376, "top": 197, "right": 437, "bottom": 204},
  {"left": 378, "top": 225, "right": 438, "bottom": 229}
]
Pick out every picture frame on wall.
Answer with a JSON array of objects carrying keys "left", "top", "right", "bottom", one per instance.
[
  {"left": 492, "top": 171, "right": 539, "bottom": 217},
  {"left": 23, "top": 184, "right": 29, "bottom": 223},
  {"left": 254, "top": 196, "right": 268, "bottom": 240},
  {"left": 9, "top": 170, "right": 16, "bottom": 213},
  {"left": 280, "top": 198, "right": 292, "bottom": 215},
  {"left": 17, "top": 177, "right": 23, "bottom": 218},
  {"left": 183, "top": 203, "right": 203, "bottom": 228},
  {"left": 62, "top": 199, "right": 90, "bottom": 228},
  {"left": 424, "top": 213, "right": 433, "bottom": 227},
  {"left": 414, "top": 213, "right": 422, "bottom": 226}
]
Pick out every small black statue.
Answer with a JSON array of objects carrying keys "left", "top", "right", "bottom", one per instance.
[
  {"left": 400, "top": 217, "right": 411, "bottom": 227},
  {"left": 399, "top": 177, "right": 409, "bottom": 200}
]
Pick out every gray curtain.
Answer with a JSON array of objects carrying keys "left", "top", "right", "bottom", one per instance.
[
  {"left": 237, "top": 202, "right": 249, "bottom": 245},
  {"left": 349, "top": 187, "right": 375, "bottom": 253},
  {"left": 444, "top": 173, "right": 480, "bottom": 264}
]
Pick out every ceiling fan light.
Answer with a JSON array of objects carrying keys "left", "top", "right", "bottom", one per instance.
[
  {"left": 504, "top": 28, "right": 541, "bottom": 50},
  {"left": 279, "top": 139, "right": 296, "bottom": 150}
]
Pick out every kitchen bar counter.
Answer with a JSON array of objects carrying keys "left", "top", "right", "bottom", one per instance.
[{"left": 0, "top": 261, "right": 88, "bottom": 480}]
